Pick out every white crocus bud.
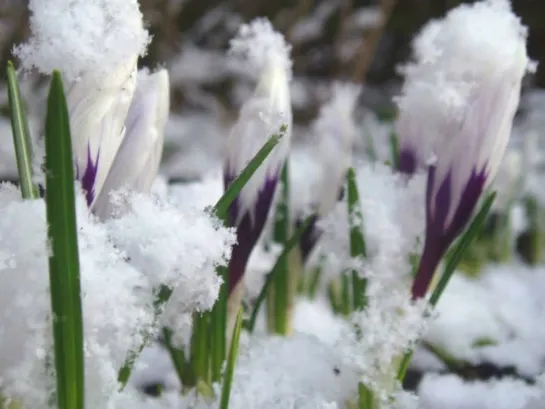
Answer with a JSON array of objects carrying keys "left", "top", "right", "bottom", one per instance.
[
  {"left": 92, "top": 69, "right": 170, "bottom": 220},
  {"left": 394, "top": 0, "right": 532, "bottom": 299},
  {"left": 224, "top": 18, "right": 293, "bottom": 298},
  {"left": 13, "top": 0, "right": 150, "bottom": 207},
  {"left": 315, "top": 82, "right": 361, "bottom": 217}
]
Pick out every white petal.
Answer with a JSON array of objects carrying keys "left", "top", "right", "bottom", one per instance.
[
  {"left": 68, "top": 56, "right": 138, "bottom": 205},
  {"left": 92, "top": 69, "right": 170, "bottom": 220}
]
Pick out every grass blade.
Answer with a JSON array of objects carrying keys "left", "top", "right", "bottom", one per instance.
[
  {"left": 267, "top": 163, "right": 291, "bottom": 334},
  {"left": 45, "top": 71, "right": 84, "bottom": 409},
  {"left": 247, "top": 214, "right": 314, "bottom": 332},
  {"left": 346, "top": 168, "right": 367, "bottom": 311},
  {"left": 6, "top": 61, "right": 38, "bottom": 199},
  {"left": 213, "top": 125, "right": 286, "bottom": 220},
  {"left": 219, "top": 308, "right": 243, "bottom": 409},
  {"left": 118, "top": 285, "right": 172, "bottom": 389}
]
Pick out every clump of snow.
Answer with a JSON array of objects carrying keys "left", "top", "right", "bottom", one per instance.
[
  {"left": 0, "top": 185, "right": 154, "bottom": 407},
  {"left": 228, "top": 18, "right": 292, "bottom": 80},
  {"left": 425, "top": 263, "right": 545, "bottom": 377},
  {"left": 293, "top": 298, "right": 347, "bottom": 346},
  {"left": 0, "top": 183, "right": 236, "bottom": 407},
  {"left": 131, "top": 334, "right": 359, "bottom": 409},
  {"left": 318, "top": 162, "right": 425, "bottom": 280},
  {"left": 106, "top": 189, "right": 236, "bottom": 346},
  {"left": 14, "top": 0, "right": 150, "bottom": 81},
  {"left": 418, "top": 374, "right": 540, "bottom": 409},
  {"left": 106, "top": 190, "right": 235, "bottom": 306},
  {"left": 395, "top": 0, "right": 531, "bottom": 177}
]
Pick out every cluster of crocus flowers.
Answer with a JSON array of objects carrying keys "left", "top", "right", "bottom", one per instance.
[
  {"left": 224, "top": 18, "right": 293, "bottom": 307},
  {"left": 394, "top": 0, "right": 532, "bottom": 299},
  {"left": 69, "top": 64, "right": 170, "bottom": 221},
  {"left": 298, "top": 83, "right": 361, "bottom": 263}
]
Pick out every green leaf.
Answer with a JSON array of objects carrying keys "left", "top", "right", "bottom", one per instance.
[
  {"left": 388, "top": 130, "right": 399, "bottom": 170},
  {"left": 219, "top": 309, "right": 243, "bottom": 409},
  {"left": 213, "top": 125, "right": 286, "bottom": 220},
  {"left": 358, "top": 382, "right": 374, "bottom": 409},
  {"left": 6, "top": 61, "right": 38, "bottom": 199},
  {"left": 45, "top": 71, "right": 84, "bottom": 409},
  {"left": 429, "top": 192, "right": 496, "bottom": 307},
  {"left": 346, "top": 168, "right": 367, "bottom": 311},
  {"left": 247, "top": 214, "right": 314, "bottom": 332},
  {"left": 267, "top": 163, "right": 291, "bottom": 334}
]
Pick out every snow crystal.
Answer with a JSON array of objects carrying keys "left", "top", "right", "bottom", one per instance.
[{"left": 14, "top": 0, "right": 149, "bottom": 81}]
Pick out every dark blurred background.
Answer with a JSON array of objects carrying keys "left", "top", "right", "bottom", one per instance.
[{"left": 1, "top": 0, "right": 544, "bottom": 122}]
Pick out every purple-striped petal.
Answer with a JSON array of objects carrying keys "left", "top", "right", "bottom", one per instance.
[
  {"left": 411, "top": 165, "right": 487, "bottom": 299},
  {"left": 224, "top": 175, "right": 279, "bottom": 294}
]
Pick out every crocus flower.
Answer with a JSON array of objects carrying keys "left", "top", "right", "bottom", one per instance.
[
  {"left": 394, "top": 0, "right": 532, "bottom": 299},
  {"left": 224, "top": 19, "right": 292, "bottom": 300},
  {"left": 298, "top": 83, "right": 360, "bottom": 263},
  {"left": 92, "top": 69, "right": 170, "bottom": 220}
]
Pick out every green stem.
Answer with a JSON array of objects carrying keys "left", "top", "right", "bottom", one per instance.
[
  {"left": 268, "top": 164, "right": 291, "bottom": 335},
  {"left": 358, "top": 382, "right": 374, "bottom": 409},
  {"left": 162, "top": 328, "right": 192, "bottom": 386},
  {"left": 247, "top": 215, "right": 314, "bottom": 332},
  {"left": 6, "top": 61, "right": 38, "bottom": 199}
]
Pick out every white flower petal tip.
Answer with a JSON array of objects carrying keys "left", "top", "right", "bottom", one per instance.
[
  {"left": 395, "top": 0, "right": 532, "bottom": 180},
  {"left": 92, "top": 68, "right": 171, "bottom": 220}
]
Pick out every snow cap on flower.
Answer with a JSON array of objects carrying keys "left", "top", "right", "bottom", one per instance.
[
  {"left": 396, "top": 0, "right": 532, "bottom": 299},
  {"left": 14, "top": 0, "right": 149, "bottom": 82},
  {"left": 224, "top": 18, "right": 293, "bottom": 294},
  {"left": 93, "top": 68, "right": 170, "bottom": 220},
  {"left": 395, "top": 0, "right": 531, "bottom": 177}
]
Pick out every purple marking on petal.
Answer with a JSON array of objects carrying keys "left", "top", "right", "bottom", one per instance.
[
  {"left": 297, "top": 214, "right": 319, "bottom": 264},
  {"left": 411, "top": 165, "right": 487, "bottom": 299},
  {"left": 80, "top": 145, "right": 100, "bottom": 207},
  {"left": 397, "top": 148, "right": 417, "bottom": 175},
  {"left": 224, "top": 174, "right": 279, "bottom": 295}
]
